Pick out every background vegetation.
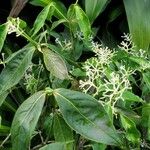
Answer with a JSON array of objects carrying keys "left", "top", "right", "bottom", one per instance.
[{"left": 0, "top": 0, "right": 150, "bottom": 149}]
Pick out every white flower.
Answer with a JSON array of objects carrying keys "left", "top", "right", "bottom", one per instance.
[{"left": 7, "top": 18, "right": 22, "bottom": 37}]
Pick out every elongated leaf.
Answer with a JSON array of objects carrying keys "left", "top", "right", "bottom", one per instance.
[
  {"left": 11, "top": 91, "right": 46, "bottom": 150},
  {"left": 122, "top": 91, "right": 144, "bottom": 102},
  {"left": 30, "top": 0, "right": 50, "bottom": 7},
  {"left": 40, "top": 142, "right": 68, "bottom": 150},
  {"left": 129, "top": 56, "right": 150, "bottom": 70},
  {"left": 67, "top": 4, "right": 78, "bottom": 35},
  {"left": 54, "top": 114, "right": 74, "bottom": 149},
  {"left": 141, "top": 104, "right": 150, "bottom": 140},
  {"left": 32, "top": 2, "right": 53, "bottom": 37},
  {"left": 42, "top": 47, "right": 69, "bottom": 80},
  {"left": 54, "top": 114, "right": 73, "bottom": 142},
  {"left": 143, "top": 72, "right": 150, "bottom": 91},
  {"left": 53, "top": 88, "right": 123, "bottom": 146},
  {"left": 0, "top": 23, "right": 8, "bottom": 52},
  {"left": 74, "top": 5, "right": 91, "bottom": 39},
  {"left": 120, "top": 115, "right": 141, "bottom": 144},
  {"left": 0, "top": 46, "right": 35, "bottom": 95},
  {"left": 0, "top": 91, "right": 8, "bottom": 107},
  {"left": 85, "top": 0, "right": 109, "bottom": 23},
  {"left": 51, "top": 19, "right": 67, "bottom": 31},
  {"left": 52, "top": 1, "right": 67, "bottom": 21},
  {"left": 123, "top": 0, "right": 150, "bottom": 50}
]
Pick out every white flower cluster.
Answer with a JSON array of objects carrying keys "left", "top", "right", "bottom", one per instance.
[
  {"left": 119, "top": 33, "right": 148, "bottom": 59},
  {"left": 79, "top": 58, "right": 103, "bottom": 96},
  {"left": 91, "top": 41, "right": 115, "bottom": 65},
  {"left": 79, "top": 40, "right": 134, "bottom": 109},
  {"left": 79, "top": 41, "right": 115, "bottom": 97},
  {"left": 55, "top": 38, "right": 72, "bottom": 51},
  {"left": 102, "top": 66, "right": 132, "bottom": 106},
  {"left": 7, "top": 18, "right": 22, "bottom": 37},
  {"left": 119, "top": 33, "right": 135, "bottom": 52},
  {"left": 74, "top": 31, "right": 84, "bottom": 40}
]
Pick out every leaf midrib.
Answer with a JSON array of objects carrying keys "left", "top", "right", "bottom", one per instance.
[
  {"left": 17, "top": 92, "right": 45, "bottom": 128},
  {"left": 0, "top": 49, "right": 34, "bottom": 95},
  {"left": 55, "top": 91, "right": 121, "bottom": 145}
]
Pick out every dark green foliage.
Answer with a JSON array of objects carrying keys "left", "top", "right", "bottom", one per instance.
[{"left": 0, "top": 0, "right": 150, "bottom": 149}]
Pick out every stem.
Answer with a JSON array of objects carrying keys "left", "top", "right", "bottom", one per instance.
[
  {"left": 21, "top": 31, "right": 39, "bottom": 48},
  {"left": 75, "top": 0, "right": 79, "bottom": 4},
  {"left": 0, "top": 133, "right": 11, "bottom": 148}
]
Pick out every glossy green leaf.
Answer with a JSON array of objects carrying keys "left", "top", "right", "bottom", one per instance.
[
  {"left": 32, "top": 2, "right": 53, "bottom": 37},
  {"left": 85, "top": 0, "right": 109, "bottom": 23},
  {"left": 42, "top": 47, "right": 69, "bottom": 80},
  {"left": 39, "top": 142, "right": 68, "bottom": 150},
  {"left": 53, "top": 88, "right": 123, "bottom": 146},
  {"left": 123, "top": 0, "right": 150, "bottom": 50},
  {"left": 120, "top": 115, "right": 141, "bottom": 144},
  {"left": 74, "top": 5, "right": 91, "bottom": 39},
  {"left": 0, "top": 23, "right": 8, "bottom": 52},
  {"left": 141, "top": 104, "right": 150, "bottom": 140},
  {"left": 0, "top": 46, "right": 35, "bottom": 95},
  {"left": 122, "top": 91, "right": 144, "bottom": 102},
  {"left": 54, "top": 114, "right": 74, "bottom": 149},
  {"left": 11, "top": 91, "right": 46, "bottom": 150}
]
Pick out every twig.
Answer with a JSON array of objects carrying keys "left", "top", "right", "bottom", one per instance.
[{"left": 0, "top": 133, "right": 11, "bottom": 148}]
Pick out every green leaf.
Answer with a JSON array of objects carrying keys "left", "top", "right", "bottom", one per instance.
[
  {"left": 85, "top": 0, "right": 109, "bottom": 24},
  {"left": 43, "top": 114, "right": 53, "bottom": 137},
  {"left": 0, "top": 91, "right": 8, "bottom": 107},
  {"left": 32, "top": 2, "right": 53, "bottom": 37},
  {"left": 54, "top": 114, "right": 74, "bottom": 149},
  {"left": 67, "top": 4, "right": 78, "bottom": 35},
  {"left": 107, "top": 6, "right": 123, "bottom": 24},
  {"left": 122, "top": 91, "right": 144, "bottom": 102},
  {"left": 39, "top": 142, "right": 68, "bottom": 150},
  {"left": 54, "top": 114, "right": 73, "bottom": 142},
  {"left": 42, "top": 47, "right": 69, "bottom": 80},
  {"left": 91, "top": 142, "right": 106, "bottom": 150},
  {"left": 143, "top": 72, "right": 150, "bottom": 91},
  {"left": 0, "top": 23, "right": 8, "bottom": 52},
  {"left": 141, "top": 104, "right": 150, "bottom": 140},
  {"left": 53, "top": 88, "right": 123, "bottom": 146},
  {"left": 74, "top": 5, "right": 91, "bottom": 39},
  {"left": 120, "top": 115, "right": 141, "bottom": 144},
  {"left": 52, "top": 1, "right": 68, "bottom": 21},
  {"left": 51, "top": 19, "right": 67, "bottom": 31},
  {"left": 129, "top": 56, "right": 150, "bottom": 70},
  {"left": 0, "top": 125, "right": 10, "bottom": 135},
  {"left": 30, "top": 0, "right": 50, "bottom": 7},
  {"left": 123, "top": 0, "right": 150, "bottom": 50},
  {"left": 0, "top": 46, "right": 35, "bottom": 95},
  {"left": 11, "top": 91, "right": 46, "bottom": 150}
]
